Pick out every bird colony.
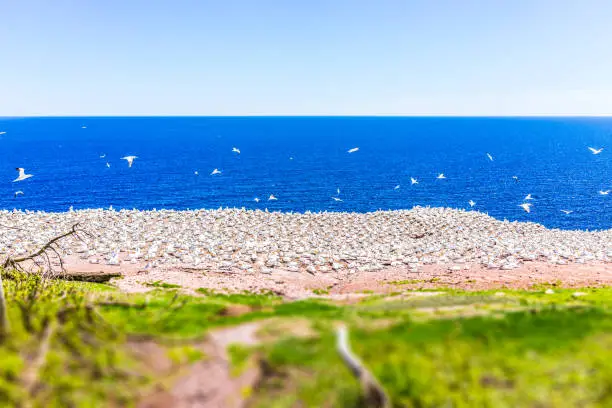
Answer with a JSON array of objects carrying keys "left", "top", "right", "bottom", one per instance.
[{"left": 0, "top": 206, "right": 609, "bottom": 273}]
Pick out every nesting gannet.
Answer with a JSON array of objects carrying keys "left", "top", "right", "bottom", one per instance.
[
  {"left": 469, "top": 200, "right": 476, "bottom": 207},
  {"left": 268, "top": 194, "right": 277, "bottom": 201},
  {"left": 232, "top": 147, "right": 241, "bottom": 154},
  {"left": 347, "top": 147, "right": 359, "bottom": 153},
  {"left": 486, "top": 153, "right": 494, "bottom": 161},
  {"left": 588, "top": 147, "right": 604, "bottom": 155},
  {"left": 560, "top": 210, "right": 573, "bottom": 214},
  {"left": 13, "top": 168, "right": 33, "bottom": 182},
  {"left": 410, "top": 177, "right": 418, "bottom": 185},
  {"left": 121, "top": 156, "right": 138, "bottom": 167},
  {"left": 519, "top": 203, "right": 532, "bottom": 213},
  {"left": 437, "top": 173, "right": 446, "bottom": 179},
  {"left": 210, "top": 168, "right": 222, "bottom": 175}
]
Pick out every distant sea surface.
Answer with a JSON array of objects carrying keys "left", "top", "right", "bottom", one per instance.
[{"left": 0, "top": 117, "right": 609, "bottom": 230}]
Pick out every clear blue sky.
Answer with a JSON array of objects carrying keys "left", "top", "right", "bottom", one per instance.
[{"left": 2, "top": 1, "right": 611, "bottom": 116}]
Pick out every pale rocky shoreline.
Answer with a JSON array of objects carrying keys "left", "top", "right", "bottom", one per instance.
[{"left": 0, "top": 206, "right": 610, "bottom": 276}]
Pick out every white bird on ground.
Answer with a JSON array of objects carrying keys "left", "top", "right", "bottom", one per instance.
[
  {"left": 69, "top": 205, "right": 74, "bottom": 212},
  {"left": 469, "top": 200, "right": 476, "bottom": 207},
  {"left": 524, "top": 194, "right": 534, "bottom": 200},
  {"left": 14, "top": 191, "right": 24, "bottom": 198},
  {"left": 13, "top": 168, "right": 33, "bottom": 182},
  {"left": 121, "top": 156, "right": 138, "bottom": 167},
  {"left": 437, "top": 173, "right": 446, "bottom": 179},
  {"left": 210, "top": 168, "right": 222, "bottom": 175},
  {"left": 394, "top": 185, "right": 400, "bottom": 190},
  {"left": 347, "top": 147, "right": 359, "bottom": 153},
  {"left": 519, "top": 203, "right": 532, "bottom": 213},
  {"left": 268, "top": 194, "right": 277, "bottom": 201},
  {"left": 254, "top": 197, "right": 260, "bottom": 203},
  {"left": 486, "top": 153, "right": 494, "bottom": 161},
  {"left": 232, "top": 147, "right": 241, "bottom": 154},
  {"left": 588, "top": 147, "right": 604, "bottom": 155},
  {"left": 106, "top": 162, "right": 111, "bottom": 168},
  {"left": 561, "top": 210, "right": 573, "bottom": 214},
  {"left": 332, "top": 196, "right": 343, "bottom": 202},
  {"left": 599, "top": 190, "right": 610, "bottom": 195},
  {"left": 100, "top": 154, "right": 106, "bottom": 158},
  {"left": 411, "top": 177, "right": 418, "bottom": 185}
]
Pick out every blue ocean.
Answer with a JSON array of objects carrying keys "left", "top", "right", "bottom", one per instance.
[{"left": 0, "top": 117, "right": 609, "bottom": 230}]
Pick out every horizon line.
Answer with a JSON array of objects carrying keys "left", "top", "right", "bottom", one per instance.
[{"left": 2, "top": 114, "right": 612, "bottom": 118}]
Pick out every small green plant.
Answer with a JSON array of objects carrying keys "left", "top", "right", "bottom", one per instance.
[{"left": 145, "top": 280, "right": 181, "bottom": 289}]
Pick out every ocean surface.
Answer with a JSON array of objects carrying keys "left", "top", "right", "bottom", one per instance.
[{"left": 0, "top": 117, "right": 609, "bottom": 230}]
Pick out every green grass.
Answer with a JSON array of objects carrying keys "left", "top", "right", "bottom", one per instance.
[{"left": 145, "top": 280, "right": 182, "bottom": 289}]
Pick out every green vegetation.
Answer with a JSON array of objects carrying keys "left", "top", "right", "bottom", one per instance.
[
  {"left": 2, "top": 268, "right": 612, "bottom": 407},
  {"left": 144, "top": 280, "right": 182, "bottom": 289}
]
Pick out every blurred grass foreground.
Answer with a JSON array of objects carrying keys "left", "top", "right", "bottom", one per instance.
[{"left": 1, "top": 269, "right": 612, "bottom": 407}]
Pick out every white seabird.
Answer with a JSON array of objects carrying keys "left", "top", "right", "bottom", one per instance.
[
  {"left": 121, "top": 156, "right": 138, "bottom": 167},
  {"left": 519, "top": 203, "right": 532, "bottom": 213},
  {"left": 486, "top": 153, "right": 494, "bottom": 161},
  {"left": 469, "top": 200, "right": 476, "bottom": 207},
  {"left": 13, "top": 168, "right": 33, "bottom": 182},
  {"left": 254, "top": 197, "right": 260, "bottom": 203},
  {"left": 336, "top": 188, "right": 340, "bottom": 196},
  {"left": 194, "top": 170, "right": 199, "bottom": 175},
  {"left": 394, "top": 185, "right": 400, "bottom": 190},
  {"left": 410, "top": 177, "right": 418, "bottom": 185},
  {"left": 512, "top": 176, "right": 520, "bottom": 182},
  {"left": 14, "top": 191, "right": 24, "bottom": 198},
  {"left": 437, "top": 173, "right": 446, "bottom": 179},
  {"left": 100, "top": 154, "right": 106, "bottom": 158},
  {"left": 347, "top": 147, "right": 359, "bottom": 153},
  {"left": 588, "top": 147, "right": 604, "bottom": 155},
  {"left": 0, "top": 132, "right": 6, "bottom": 135},
  {"left": 210, "top": 168, "right": 222, "bottom": 175},
  {"left": 268, "top": 194, "right": 277, "bottom": 201},
  {"left": 599, "top": 190, "right": 610, "bottom": 195},
  {"left": 560, "top": 210, "right": 573, "bottom": 214},
  {"left": 106, "top": 162, "right": 111, "bottom": 168},
  {"left": 331, "top": 197, "right": 343, "bottom": 202},
  {"left": 232, "top": 147, "right": 241, "bottom": 154},
  {"left": 524, "top": 194, "right": 534, "bottom": 200}
]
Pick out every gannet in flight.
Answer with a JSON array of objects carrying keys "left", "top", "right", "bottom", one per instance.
[
  {"left": 394, "top": 185, "right": 400, "bottom": 190},
  {"left": 254, "top": 197, "right": 260, "bottom": 202},
  {"left": 469, "top": 200, "right": 476, "bottom": 207},
  {"left": 437, "top": 173, "right": 446, "bottom": 179},
  {"left": 0, "top": 132, "right": 6, "bottom": 135},
  {"left": 336, "top": 188, "right": 340, "bottom": 196},
  {"left": 121, "top": 156, "right": 137, "bottom": 167},
  {"left": 410, "top": 177, "right": 418, "bottom": 185},
  {"left": 106, "top": 162, "right": 111, "bottom": 168},
  {"left": 486, "top": 153, "right": 494, "bottom": 161},
  {"left": 13, "top": 168, "right": 33, "bottom": 182},
  {"left": 524, "top": 194, "right": 534, "bottom": 200},
  {"left": 599, "top": 190, "right": 610, "bottom": 195},
  {"left": 268, "top": 194, "right": 277, "bottom": 201},
  {"left": 560, "top": 210, "right": 573, "bottom": 214},
  {"left": 232, "top": 147, "right": 241, "bottom": 154},
  {"left": 519, "top": 203, "right": 532, "bottom": 213},
  {"left": 100, "top": 154, "right": 106, "bottom": 158},
  {"left": 210, "top": 168, "right": 222, "bottom": 175},
  {"left": 347, "top": 147, "right": 359, "bottom": 153},
  {"left": 512, "top": 176, "right": 520, "bottom": 182},
  {"left": 588, "top": 147, "right": 604, "bottom": 155},
  {"left": 14, "top": 191, "right": 24, "bottom": 198},
  {"left": 194, "top": 170, "right": 199, "bottom": 175},
  {"left": 331, "top": 196, "right": 343, "bottom": 202}
]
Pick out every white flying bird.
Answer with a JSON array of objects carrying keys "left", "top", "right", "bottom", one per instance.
[
  {"left": 13, "top": 168, "right": 33, "bottom": 182},
  {"left": 512, "top": 176, "right": 520, "bottom": 182},
  {"left": 524, "top": 194, "right": 534, "bottom": 200},
  {"left": 106, "top": 162, "right": 111, "bottom": 168},
  {"left": 121, "top": 156, "right": 138, "bottom": 167},
  {"left": 411, "top": 177, "right": 418, "bottom": 185},
  {"left": 232, "top": 147, "right": 241, "bottom": 154},
  {"left": 14, "top": 191, "right": 24, "bottom": 198},
  {"left": 268, "top": 194, "right": 277, "bottom": 201},
  {"left": 100, "top": 154, "right": 106, "bottom": 158},
  {"left": 347, "top": 147, "right": 359, "bottom": 153},
  {"left": 394, "top": 185, "right": 400, "bottom": 190},
  {"left": 519, "top": 203, "right": 532, "bottom": 213},
  {"left": 336, "top": 188, "right": 340, "bottom": 196},
  {"left": 588, "top": 147, "right": 604, "bottom": 155},
  {"left": 331, "top": 196, "right": 343, "bottom": 202},
  {"left": 210, "top": 168, "right": 222, "bottom": 175},
  {"left": 599, "top": 190, "right": 610, "bottom": 195},
  {"left": 560, "top": 210, "right": 573, "bottom": 214},
  {"left": 0, "top": 132, "right": 6, "bottom": 135},
  {"left": 194, "top": 170, "right": 199, "bottom": 175},
  {"left": 437, "top": 173, "right": 446, "bottom": 179},
  {"left": 486, "top": 153, "right": 494, "bottom": 161},
  {"left": 254, "top": 197, "right": 260, "bottom": 203},
  {"left": 81, "top": 126, "right": 87, "bottom": 129},
  {"left": 469, "top": 200, "right": 476, "bottom": 207}
]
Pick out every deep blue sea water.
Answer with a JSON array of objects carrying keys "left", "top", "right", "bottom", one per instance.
[{"left": 0, "top": 117, "right": 609, "bottom": 230}]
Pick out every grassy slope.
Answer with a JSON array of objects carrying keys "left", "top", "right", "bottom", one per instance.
[{"left": 2, "top": 270, "right": 612, "bottom": 407}]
